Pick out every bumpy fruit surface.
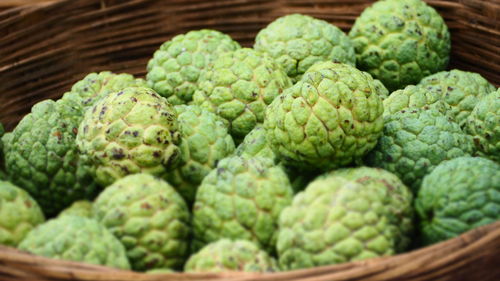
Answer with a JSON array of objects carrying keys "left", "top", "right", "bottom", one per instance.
[
  {"left": 328, "top": 167, "right": 414, "bottom": 251},
  {"left": 416, "top": 157, "right": 500, "bottom": 245},
  {"left": 366, "top": 108, "right": 474, "bottom": 193},
  {"left": 465, "top": 89, "right": 499, "bottom": 161},
  {"left": 77, "top": 87, "right": 181, "bottom": 186},
  {"left": 278, "top": 176, "right": 397, "bottom": 270},
  {"left": 62, "top": 71, "right": 146, "bottom": 109},
  {"left": 185, "top": 239, "right": 278, "bottom": 273},
  {"left": 0, "top": 122, "right": 4, "bottom": 160},
  {"left": 19, "top": 215, "right": 130, "bottom": 269},
  {"left": 349, "top": 0, "right": 450, "bottom": 92},
  {"left": 254, "top": 14, "right": 355, "bottom": 81},
  {"left": 383, "top": 85, "right": 450, "bottom": 116},
  {"left": 147, "top": 29, "right": 241, "bottom": 105},
  {"left": 2, "top": 99, "right": 100, "bottom": 216},
  {"left": 418, "top": 69, "right": 495, "bottom": 126},
  {"left": 0, "top": 181, "right": 45, "bottom": 246},
  {"left": 164, "top": 105, "right": 235, "bottom": 204},
  {"left": 193, "top": 156, "right": 293, "bottom": 253},
  {"left": 193, "top": 48, "right": 292, "bottom": 140},
  {"left": 264, "top": 62, "right": 384, "bottom": 171},
  {"left": 92, "top": 174, "right": 190, "bottom": 271},
  {"left": 58, "top": 200, "right": 92, "bottom": 218}
]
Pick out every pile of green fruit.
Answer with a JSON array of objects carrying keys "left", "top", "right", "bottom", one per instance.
[{"left": 0, "top": 0, "right": 498, "bottom": 274}]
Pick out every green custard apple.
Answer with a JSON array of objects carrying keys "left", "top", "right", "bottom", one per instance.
[
  {"left": 76, "top": 86, "right": 181, "bottom": 186},
  {"left": 0, "top": 180, "right": 45, "bottom": 247},
  {"left": 416, "top": 157, "right": 499, "bottom": 245},
  {"left": 366, "top": 108, "right": 475, "bottom": 193},
  {"left": 58, "top": 200, "right": 92, "bottom": 218},
  {"left": 164, "top": 105, "right": 235, "bottom": 205},
  {"left": 383, "top": 85, "right": 451, "bottom": 116},
  {"left": 193, "top": 48, "right": 292, "bottom": 141},
  {"left": 254, "top": 14, "right": 355, "bottom": 82},
  {"left": 264, "top": 62, "right": 384, "bottom": 171},
  {"left": 2, "top": 98, "right": 100, "bottom": 216},
  {"left": 349, "top": 0, "right": 450, "bottom": 92},
  {"left": 0, "top": 122, "right": 4, "bottom": 161},
  {"left": 278, "top": 175, "right": 399, "bottom": 270},
  {"left": 192, "top": 156, "right": 294, "bottom": 254},
  {"left": 465, "top": 89, "right": 499, "bottom": 161},
  {"left": 19, "top": 215, "right": 130, "bottom": 269},
  {"left": 418, "top": 69, "right": 495, "bottom": 126},
  {"left": 147, "top": 29, "right": 241, "bottom": 105},
  {"left": 185, "top": 239, "right": 278, "bottom": 273},
  {"left": 92, "top": 174, "right": 190, "bottom": 271}
]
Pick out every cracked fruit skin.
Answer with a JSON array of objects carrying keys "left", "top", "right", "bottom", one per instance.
[
  {"left": 76, "top": 87, "right": 181, "bottom": 186},
  {"left": 0, "top": 181, "right": 45, "bottom": 247},
  {"left": 465, "top": 89, "right": 499, "bottom": 161},
  {"left": 264, "top": 62, "right": 384, "bottom": 171},
  {"left": 92, "top": 174, "right": 190, "bottom": 271},
  {"left": 192, "top": 156, "right": 294, "bottom": 254},
  {"left": 366, "top": 108, "right": 474, "bottom": 193},
  {"left": 58, "top": 200, "right": 92, "bottom": 218},
  {"left": 147, "top": 29, "right": 241, "bottom": 105},
  {"left": 164, "top": 105, "right": 235, "bottom": 205},
  {"left": 185, "top": 239, "right": 278, "bottom": 273},
  {"left": 278, "top": 175, "right": 398, "bottom": 270},
  {"left": 193, "top": 48, "right": 292, "bottom": 141},
  {"left": 418, "top": 69, "right": 495, "bottom": 126},
  {"left": 416, "top": 157, "right": 500, "bottom": 245},
  {"left": 254, "top": 14, "right": 355, "bottom": 82},
  {"left": 383, "top": 85, "right": 451, "bottom": 116},
  {"left": 349, "top": 0, "right": 450, "bottom": 92},
  {"left": 19, "top": 215, "right": 130, "bottom": 269},
  {"left": 327, "top": 167, "right": 414, "bottom": 252},
  {"left": 2, "top": 99, "right": 100, "bottom": 217}
]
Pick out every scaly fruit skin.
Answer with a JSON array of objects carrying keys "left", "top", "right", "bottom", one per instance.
[
  {"left": 193, "top": 48, "right": 292, "bottom": 140},
  {"left": 164, "top": 105, "right": 235, "bottom": 205},
  {"left": 2, "top": 99, "right": 100, "bottom": 217},
  {"left": 0, "top": 181, "right": 45, "bottom": 247},
  {"left": 416, "top": 157, "right": 500, "bottom": 245},
  {"left": 92, "top": 174, "right": 190, "bottom": 271},
  {"left": 58, "top": 200, "right": 92, "bottom": 218},
  {"left": 383, "top": 85, "right": 451, "bottom": 116},
  {"left": 366, "top": 108, "right": 474, "bottom": 193},
  {"left": 327, "top": 167, "right": 414, "bottom": 252},
  {"left": 254, "top": 14, "right": 355, "bottom": 82},
  {"left": 418, "top": 69, "right": 495, "bottom": 126},
  {"left": 185, "top": 239, "right": 278, "bottom": 273},
  {"left": 0, "top": 122, "right": 4, "bottom": 160},
  {"left": 147, "top": 29, "right": 241, "bottom": 105},
  {"left": 77, "top": 87, "right": 181, "bottom": 186},
  {"left": 465, "top": 89, "right": 499, "bottom": 161},
  {"left": 62, "top": 71, "right": 147, "bottom": 109},
  {"left": 264, "top": 62, "right": 384, "bottom": 171},
  {"left": 278, "top": 176, "right": 397, "bottom": 270},
  {"left": 349, "top": 0, "right": 450, "bottom": 92},
  {"left": 19, "top": 215, "right": 130, "bottom": 269},
  {"left": 192, "top": 156, "right": 293, "bottom": 254}
]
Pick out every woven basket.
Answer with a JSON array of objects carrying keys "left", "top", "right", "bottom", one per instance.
[{"left": 0, "top": 0, "right": 499, "bottom": 280}]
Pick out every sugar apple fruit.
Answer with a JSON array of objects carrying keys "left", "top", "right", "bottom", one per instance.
[
  {"left": 418, "top": 69, "right": 496, "bottom": 126},
  {"left": 254, "top": 14, "right": 355, "bottom": 82},
  {"left": 328, "top": 167, "right": 414, "bottom": 251},
  {"left": 76, "top": 86, "right": 181, "bottom": 186},
  {"left": 185, "top": 239, "right": 278, "bottom": 273},
  {"left": 0, "top": 122, "right": 4, "bottom": 160},
  {"left": 193, "top": 48, "right": 292, "bottom": 141},
  {"left": 366, "top": 108, "right": 475, "bottom": 193},
  {"left": 465, "top": 89, "right": 499, "bottom": 161},
  {"left": 19, "top": 215, "right": 130, "bottom": 269},
  {"left": 278, "top": 175, "right": 399, "bottom": 270},
  {"left": 264, "top": 62, "right": 384, "bottom": 171},
  {"left": 164, "top": 105, "right": 235, "bottom": 204},
  {"left": 416, "top": 157, "right": 500, "bottom": 245},
  {"left": 192, "top": 156, "right": 294, "bottom": 253},
  {"left": 147, "top": 29, "right": 241, "bottom": 105},
  {"left": 92, "top": 174, "right": 190, "bottom": 271},
  {"left": 383, "top": 85, "right": 451, "bottom": 116},
  {"left": 349, "top": 0, "right": 450, "bottom": 92},
  {"left": 58, "top": 200, "right": 92, "bottom": 218},
  {"left": 0, "top": 180, "right": 45, "bottom": 246},
  {"left": 62, "top": 71, "right": 147, "bottom": 109},
  {"left": 2, "top": 98, "right": 100, "bottom": 216}
]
